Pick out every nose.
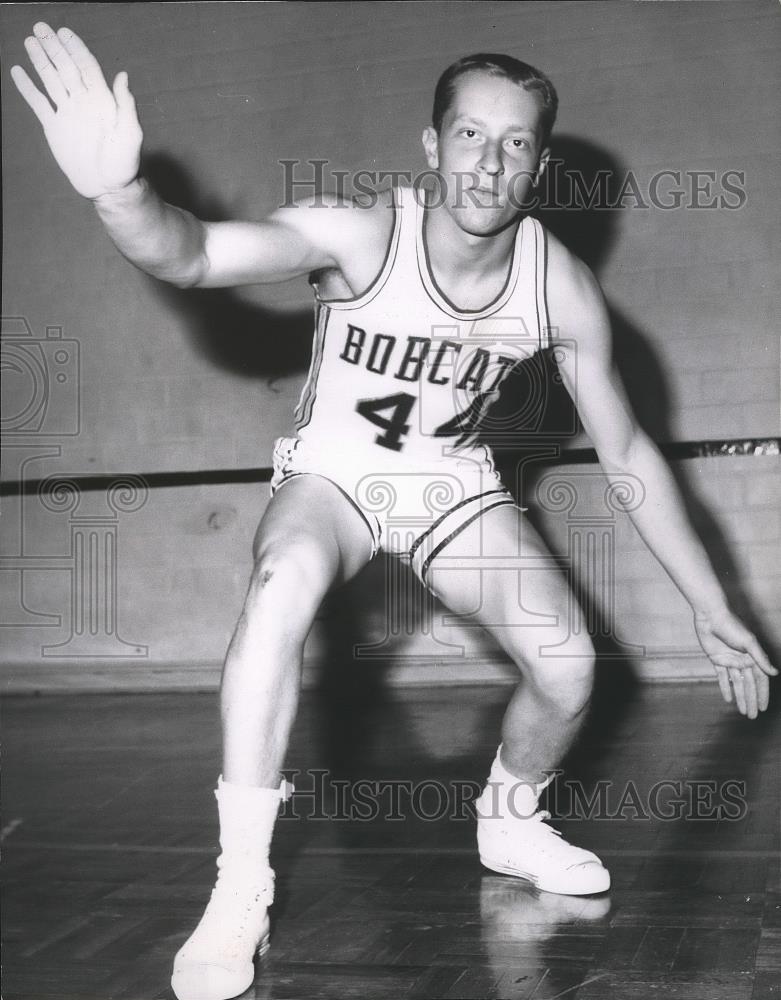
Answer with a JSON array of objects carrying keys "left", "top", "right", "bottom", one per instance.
[{"left": 477, "top": 141, "right": 504, "bottom": 177}]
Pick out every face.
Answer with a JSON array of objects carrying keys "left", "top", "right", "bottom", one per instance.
[{"left": 422, "top": 71, "right": 550, "bottom": 236}]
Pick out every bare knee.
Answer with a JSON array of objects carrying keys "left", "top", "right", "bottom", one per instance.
[
  {"left": 524, "top": 642, "right": 596, "bottom": 720},
  {"left": 249, "top": 534, "right": 337, "bottom": 609}
]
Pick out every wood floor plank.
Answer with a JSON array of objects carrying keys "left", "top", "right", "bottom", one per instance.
[{"left": 2, "top": 683, "right": 779, "bottom": 999}]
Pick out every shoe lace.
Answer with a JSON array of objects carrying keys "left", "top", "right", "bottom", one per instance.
[
  {"left": 530, "top": 809, "right": 561, "bottom": 836},
  {"left": 526, "top": 809, "right": 600, "bottom": 866},
  {"left": 197, "top": 882, "right": 270, "bottom": 953},
  {"left": 208, "top": 862, "right": 273, "bottom": 920}
]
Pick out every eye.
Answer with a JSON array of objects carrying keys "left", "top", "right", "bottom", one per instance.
[
  {"left": 459, "top": 128, "right": 478, "bottom": 139},
  {"left": 508, "top": 138, "right": 529, "bottom": 150}
]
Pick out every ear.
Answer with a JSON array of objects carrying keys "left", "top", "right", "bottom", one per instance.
[
  {"left": 421, "top": 126, "right": 439, "bottom": 169},
  {"left": 534, "top": 146, "right": 551, "bottom": 187}
]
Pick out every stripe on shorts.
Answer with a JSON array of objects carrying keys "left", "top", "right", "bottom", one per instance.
[
  {"left": 408, "top": 488, "right": 508, "bottom": 565},
  {"left": 408, "top": 490, "right": 516, "bottom": 585}
]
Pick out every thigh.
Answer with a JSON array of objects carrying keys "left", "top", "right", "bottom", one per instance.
[
  {"left": 254, "top": 473, "right": 375, "bottom": 587},
  {"left": 425, "top": 503, "right": 583, "bottom": 662}
]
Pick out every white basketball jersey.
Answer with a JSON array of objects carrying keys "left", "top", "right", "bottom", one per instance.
[{"left": 293, "top": 183, "right": 550, "bottom": 475}]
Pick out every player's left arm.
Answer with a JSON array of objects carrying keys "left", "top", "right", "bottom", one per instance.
[{"left": 546, "top": 238, "right": 777, "bottom": 717}]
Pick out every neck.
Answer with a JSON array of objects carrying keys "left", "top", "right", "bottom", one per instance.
[{"left": 423, "top": 199, "right": 521, "bottom": 279}]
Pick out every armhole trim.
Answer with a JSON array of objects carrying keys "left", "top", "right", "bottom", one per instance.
[
  {"left": 535, "top": 220, "right": 551, "bottom": 351},
  {"left": 312, "top": 190, "right": 401, "bottom": 310}
]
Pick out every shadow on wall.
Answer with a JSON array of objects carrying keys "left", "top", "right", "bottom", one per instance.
[
  {"left": 536, "top": 134, "right": 678, "bottom": 444},
  {"left": 140, "top": 152, "right": 314, "bottom": 382}
]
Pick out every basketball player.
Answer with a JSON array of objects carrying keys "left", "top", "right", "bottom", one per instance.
[{"left": 12, "top": 23, "right": 776, "bottom": 1000}]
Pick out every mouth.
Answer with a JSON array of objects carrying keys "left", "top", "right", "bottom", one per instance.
[{"left": 468, "top": 187, "right": 502, "bottom": 203}]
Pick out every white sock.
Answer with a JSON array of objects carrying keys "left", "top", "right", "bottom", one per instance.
[
  {"left": 213, "top": 775, "right": 291, "bottom": 880},
  {"left": 481, "top": 744, "right": 556, "bottom": 819}
]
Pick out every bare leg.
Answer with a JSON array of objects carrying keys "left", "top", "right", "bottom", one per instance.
[
  {"left": 426, "top": 504, "right": 595, "bottom": 783},
  {"left": 498, "top": 676, "right": 590, "bottom": 784},
  {"left": 172, "top": 475, "right": 375, "bottom": 999},
  {"left": 221, "top": 474, "right": 374, "bottom": 788},
  {"left": 425, "top": 504, "right": 608, "bottom": 895}
]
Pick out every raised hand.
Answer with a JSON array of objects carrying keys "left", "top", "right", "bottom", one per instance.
[
  {"left": 10, "top": 22, "right": 143, "bottom": 200},
  {"left": 694, "top": 607, "right": 777, "bottom": 719}
]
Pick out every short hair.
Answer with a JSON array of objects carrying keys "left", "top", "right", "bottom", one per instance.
[{"left": 432, "top": 53, "right": 559, "bottom": 148}]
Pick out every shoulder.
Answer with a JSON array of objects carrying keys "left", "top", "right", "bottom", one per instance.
[
  {"left": 269, "top": 188, "right": 395, "bottom": 262},
  {"left": 541, "top": 226, "right": 609, "bottom": 344}
]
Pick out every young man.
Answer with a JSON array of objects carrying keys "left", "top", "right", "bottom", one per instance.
[{"left": 12, "top": 23, "right": 776, "bottom": 1000}]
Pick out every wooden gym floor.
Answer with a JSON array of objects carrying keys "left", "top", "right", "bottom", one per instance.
[{"left": 2, "top": 675, "right": 780, "bottom": 999}]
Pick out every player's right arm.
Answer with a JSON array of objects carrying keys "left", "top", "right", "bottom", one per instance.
[
  {"left": 91, "top": 183, "right": 343, "bottom": 289},
  {"left": 11, "top": 22, "right": 340, "bottom": 289}
]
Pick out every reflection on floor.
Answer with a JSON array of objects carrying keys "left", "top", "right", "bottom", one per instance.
[{"left": 2, "top": 678, "right": 779, "bottom": 999}]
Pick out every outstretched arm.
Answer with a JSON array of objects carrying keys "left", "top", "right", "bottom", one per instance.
[
  {"left": 547, "top": 239, "right": 777, "bottom": 717},
  {"left": 11, "top": 22, "right": 340, "bottom": 288}
]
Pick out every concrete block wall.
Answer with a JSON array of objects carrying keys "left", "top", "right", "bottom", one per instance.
[
  {"left": 1, "top": 456, "right": 778, "bottom": 691},
  {"left": 1, "top": 3, "right": 779, "bottom": 689}
]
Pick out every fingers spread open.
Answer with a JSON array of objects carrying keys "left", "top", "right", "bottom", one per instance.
[
  {"left": 10, "top": 64, "right": 54, "bottom": 124},
  {"left": 57, "top": 26, "right": 107, "bottom": 91},
  {"left": 715, "top": 665, "right": 732, "bottom": 704},
  {"left": 32, "top": 22, "right": 84, "bottom": 95},
  {"left": 755, "top": 668, "right": 770, "bottom": 713},
  {"left": 24, "top": 35, "right": 68, "bottom": 105},
  {"left": 742, "top": 667, "right": 758, "bottom": 719},
  {"left": 729, "top": 667, "right": 747, "bottom": 716},
  {"left": 747, "top": 635, "right": 778, "bottom": 677},
  {"left": 112, "top": 71, "right": 136, "bottom": 115}
]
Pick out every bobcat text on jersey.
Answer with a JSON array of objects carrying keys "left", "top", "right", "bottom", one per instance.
[{"left": 338, "top": 322, "right": 525, "bottom": 395}]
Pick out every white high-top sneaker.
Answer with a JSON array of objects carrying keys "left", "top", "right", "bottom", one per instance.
[
  {"left": 476, "top": 747, "right": 610, "bottom": 896},
  {"left": 171, "top": 776, "right": 289, "bottom": 1000}
]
